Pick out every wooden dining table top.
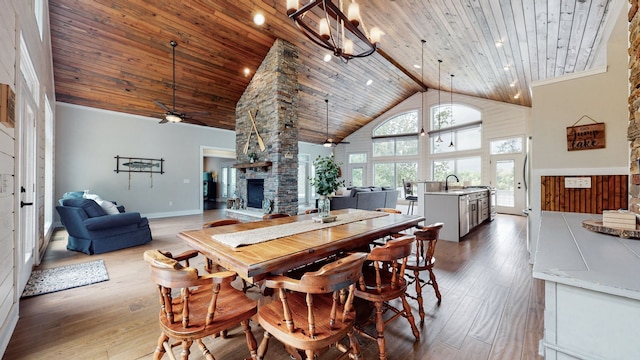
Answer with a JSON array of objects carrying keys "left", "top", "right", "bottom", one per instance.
[{"left": 177, "top": 209, "right": 424, "bottom": 283}]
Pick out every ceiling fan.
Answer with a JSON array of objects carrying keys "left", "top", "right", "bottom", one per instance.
[
  {"left": 323, "top": 99, "right": 350, "bottom": 147},
  {"left": 154, "top": 40, "right": 209, "bottom": 125}
]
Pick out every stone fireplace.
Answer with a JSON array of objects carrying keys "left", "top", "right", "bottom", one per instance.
[{"left": 234, "top": 39, "right": 299, "bottom": 215}]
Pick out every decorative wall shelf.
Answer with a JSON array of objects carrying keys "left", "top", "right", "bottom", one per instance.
[{"left": 233, "top": 161, "right": 272, "bottom": 172}]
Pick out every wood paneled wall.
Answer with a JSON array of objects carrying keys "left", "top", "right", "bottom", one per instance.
[{"left": 541, "top": 175, "right": 628, "bottom": 213}]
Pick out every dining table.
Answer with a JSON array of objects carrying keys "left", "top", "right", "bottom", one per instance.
[{"left": 177, "top": 208, "right": 424, "bottom": 284}]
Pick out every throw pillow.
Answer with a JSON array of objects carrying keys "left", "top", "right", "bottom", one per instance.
[{"left": 83, "top": 192, "right": 120, "bottom": 215}]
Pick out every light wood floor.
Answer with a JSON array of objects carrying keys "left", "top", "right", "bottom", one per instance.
[{"left": 3, "top": 210, "right": 543, "bottom": 360}]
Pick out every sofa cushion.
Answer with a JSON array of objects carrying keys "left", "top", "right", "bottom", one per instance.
[
  {"left": 61, "top": 198, "right": 106, "bottom": 218},
  {"left": 350, "top": 187, "right": 372, "bottom": 197}
]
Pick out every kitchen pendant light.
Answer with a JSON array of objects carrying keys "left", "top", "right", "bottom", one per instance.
[
  {"left": 419, "top": 39, "right": 426, "bottom": 136},
  {"left": 436, "top": 59, "right": 443, "bottom": 143},
  {"left": 449, "top": 74, "right": 455, "bottom": 148}
]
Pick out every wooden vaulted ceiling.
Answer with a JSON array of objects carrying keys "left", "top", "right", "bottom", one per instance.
[{"left": 49, "top": 0, "right": 615, "bottom": 145}]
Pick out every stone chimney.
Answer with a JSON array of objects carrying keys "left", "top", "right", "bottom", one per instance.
[{"left": 235, "top": 39, "right": 299, "bottom": 215}]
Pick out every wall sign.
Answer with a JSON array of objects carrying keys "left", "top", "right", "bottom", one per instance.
[
  {"left": 566, "top": 115, "right": 605, "bottom": 151},
  {"left": 0, "top": 84, "right": 15, "bottom": 128}
]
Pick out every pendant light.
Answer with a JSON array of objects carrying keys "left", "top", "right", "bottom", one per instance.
[
  {"left": 449, "top": 74, "right": 455, "bottom": 148},
  {"left": 419, "top": 39, "right": 426, "bottom": 136},
  {"left": 436, "top": 59, "right": 443, "bottom": 143}
]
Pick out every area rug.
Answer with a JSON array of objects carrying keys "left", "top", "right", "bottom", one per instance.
[{"left": 21, "top": 259, "right": 109, "bottom": 298}]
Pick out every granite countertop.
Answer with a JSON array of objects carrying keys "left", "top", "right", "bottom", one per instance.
[
  {"left": 424, "top": 188, "right": 488, "bottom": 196},
  {"left": 533, "top": 211, "right": 640, "bottom": 300}
]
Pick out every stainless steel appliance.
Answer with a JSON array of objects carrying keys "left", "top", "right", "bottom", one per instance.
[
  {"left": 469, "top": 197, "right": 478, "bottom": 228},
  {"left": 459, "top": 195, "right": 469, "bottom": 237}
]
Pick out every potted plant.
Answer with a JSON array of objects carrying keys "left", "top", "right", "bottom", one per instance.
[
  {"left": 309, "top": 155, "right": 345, "bottom": 217},
  {"left": 248, "top": 152, "right": 258, "bottom": 163}
]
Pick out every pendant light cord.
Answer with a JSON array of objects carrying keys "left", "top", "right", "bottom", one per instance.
[
  {"left": 449, "top": 74, "right": 455, "bottom": 148},
  {"left": 420, "top": 40, "right": 426, "bottom": 136}
]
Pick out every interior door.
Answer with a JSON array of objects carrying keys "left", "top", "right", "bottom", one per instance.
[
  {"left": 17, "top": 78, "right": 37, "bottom": 292},
  {"left": 490, "top": 154, "right": 525, "bottom": 215}
]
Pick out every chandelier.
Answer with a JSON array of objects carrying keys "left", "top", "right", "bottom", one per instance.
[{"left": 286, "top": 0, "right": 383, "bottom": 62}]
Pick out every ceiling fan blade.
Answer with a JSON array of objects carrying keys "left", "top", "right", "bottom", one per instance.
[
  {"left": 186, "top": 111, "right": 211, "bottom": 117},
  {"left": 153, "top": 99, "right": 170, "bottom": 111},
  {"left": 159, "top": 117, "right": 169, "bottom": 124}
]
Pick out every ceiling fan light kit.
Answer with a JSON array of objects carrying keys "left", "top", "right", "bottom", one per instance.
[
  {"left": 286, "top": 0, "right": 382, "bottom": 62},
  {"left": 154, "top": 40, "right": 209, "bottom": 125},
  {"left": 323, "top": 99, "right": 350, "bottom": 147}
]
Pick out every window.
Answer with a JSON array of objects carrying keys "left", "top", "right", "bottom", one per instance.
[
  {"left": 34, "top": 0, "right": 45, "bottom": 40},
  {"left": 429, "top": 104, "right": 481, "bottom": 154},
  {"left": 490, "top": 137, "right": 523, "bottom": 154},
  {"left": 374, "top": 162, "right": 417, "bottom": 193},
  {"left": 373, "top": 111, "right": 418, "bottom": 136},
  {"left": 432, "top": 157, "right": 481, "bottom": 185},
  {"left": 298, "top": 154, "right": 310, "bottom": 204},
  {"left": 370, "top": 112, "right": 419, "bottom": 195},
  {"left": 349, "top": 153, "right": 367, "bottom": 163}
]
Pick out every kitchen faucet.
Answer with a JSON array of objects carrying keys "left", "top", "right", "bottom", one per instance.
[{"left": 445, "top": 174, "right": 459, "bottom": 191}]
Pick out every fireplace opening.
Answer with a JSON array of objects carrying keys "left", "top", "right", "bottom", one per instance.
[{"left": 247, "top": 179, "right": 264, "bottom": 209}]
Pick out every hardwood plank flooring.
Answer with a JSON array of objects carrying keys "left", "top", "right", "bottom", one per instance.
[{"left": 3, "top": 211, "right": 543, "bottom": 360}]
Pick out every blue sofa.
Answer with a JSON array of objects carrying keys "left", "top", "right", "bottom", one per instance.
[
  {"left": 56, "top": 197, "right": 152, "bottom": 255},
  {"left": 321, "top": 187, "right": 399, "bottom": 211}
]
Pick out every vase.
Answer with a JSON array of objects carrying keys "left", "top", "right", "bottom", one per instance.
[{"left": 318, "top": 195, "right": 330, "bottom": 218}]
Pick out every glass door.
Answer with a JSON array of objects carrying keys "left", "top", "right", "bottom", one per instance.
[
  {"left": 220, "top": 163, "right": 236, "bottom": 200},
  {"left": 490, "top": 155, "right": 524, "bottom": 215}
]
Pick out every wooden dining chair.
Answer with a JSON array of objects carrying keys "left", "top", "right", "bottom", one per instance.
[
  {"left": 256, "top": 252, "right": 369, "bottom": 360},
  {"left": 143, "top": 249, "right": 258, "bottom": 360},
  {"left": 354, "top": 235, "right": 421, "bottom": 360},
  {"left": 262, "top": 213, "right": 290, "bottom": 220},
  {"left": 375, "top": 207, "right": 402, "bottom": 214},
  {"left": 202, "top": 218, "right": 241, "bottom": 273},
  {"left": 405, "top": 222, "right": 444, "bottom": 324}
]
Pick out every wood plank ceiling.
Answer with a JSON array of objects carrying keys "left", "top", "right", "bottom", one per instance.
[{"left": 48, "top": 0, "right": 615, "bottom": 145}]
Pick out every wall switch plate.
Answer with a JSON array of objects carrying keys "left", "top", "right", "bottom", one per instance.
[{"left": 565, "top": 177, "right": 591, "bottom": 188}]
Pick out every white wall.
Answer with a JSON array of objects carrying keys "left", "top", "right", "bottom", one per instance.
[
  {"left": 56, "top": 103, "right": 332, "bottom": 217},
  {"left": 529, "top": 2, "right": 629, "bottom": 262},
  {"left": 335, "top": 87, "right": 530, "bottom": 187},
  {"left": 0, "top": 0, "right": 56, "bottom": 355}
]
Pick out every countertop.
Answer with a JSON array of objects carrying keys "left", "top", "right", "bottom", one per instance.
[
  {"left": 533, "top": 211, "right": 640, "bottom": 300},
  {"left": 424, "top": 188, "right": 489, "bottom": 196}
]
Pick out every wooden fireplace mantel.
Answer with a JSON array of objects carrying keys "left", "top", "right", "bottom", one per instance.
[{"left": 233, "top": 161, "right": 272, "bottom": 172}]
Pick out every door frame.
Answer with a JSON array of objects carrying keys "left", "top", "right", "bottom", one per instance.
[{"left": 490, "top": 153, "right": 525, "bottom": 215}]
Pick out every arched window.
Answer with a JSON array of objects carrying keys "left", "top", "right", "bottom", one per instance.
[
  {"left": 371, "top": 111, "right": 419, "bottom": 193},
  {"left": 373, "top": 111, "right": 419, "bottom": 136},
  {"left": 428, "top": 104, "right": 482, "bottom": 184},
  {"left": 429, "top": 103, "right": 482, "bottom": 154}
]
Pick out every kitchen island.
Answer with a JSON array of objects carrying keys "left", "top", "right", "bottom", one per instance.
[
  {"left": 533, "top": 211, "right": 640, "bottom": 359},
  {"left": 423, "top": 188, "right": 490, "bottom": 242}
]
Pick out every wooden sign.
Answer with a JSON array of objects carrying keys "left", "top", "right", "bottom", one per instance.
[
  {"left": 566, "top": 122, "right": 605, "bottom": 151},
  {"left": 0, "top": 84, "right": 15, "bottom": 128}
]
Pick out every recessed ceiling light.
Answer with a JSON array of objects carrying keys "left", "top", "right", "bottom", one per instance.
[
  {"left": 253, "top": 14, "right": 265, "bottom": 26},
  {"left": 414, "top": 64, "right": 421, "bottom": 69},
  {"left": 514, "top": 92, "right": 521, "bottom": 99},
  {"left": 510, "top": 81, "right": 517, "bottom": 87},
  {"left": 503, "top": 65, "right": 510, "bottom": 71},
  {"left": 495, "top": 40, "right": 503, "bottom": 47},
  {"left": 244, "top": 68, "right": 250, "bottom": 76},
  {"left": 323, "top": 54, "right": 332, "bottom": 62},
  {"left": 366, "top": 79, "right": 373, "bottom": 86}
]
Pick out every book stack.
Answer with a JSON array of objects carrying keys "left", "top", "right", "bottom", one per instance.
[{"left": 602, "top": 210, "right": 638, "bottom": 230}]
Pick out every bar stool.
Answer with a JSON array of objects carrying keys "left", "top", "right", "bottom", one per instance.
[{"left": 403, "top": 179, "right": 418, "bottom": 215}]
